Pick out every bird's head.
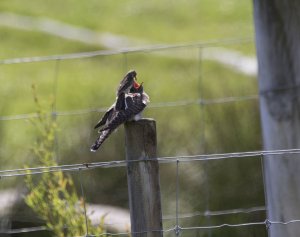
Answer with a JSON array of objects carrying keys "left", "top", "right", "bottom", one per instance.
[
  {"left": 127, "top": 70, "right": 141, "bottom": 90},
  {"left": 117, "top": 70, "right": 138, "bottom": 96},
  {"left": 127, "top": 70, "right": 137, "bottom": 78},
  {"left": 126, "top": 70, "right": 137, "bottom": 82}
]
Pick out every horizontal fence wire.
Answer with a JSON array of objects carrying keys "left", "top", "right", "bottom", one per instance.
[
  {"left": 0, "top": 226, "right": 49, "bottom": 234},
  {"left": 180, "top": 219, "right": 300, "bottom": 231},
  {"left": 0, "top": 148, "right": 300, "bottom": 178},
  {"left": 163, "top": 206, "right": 266, "bottom": 221},
  {"left": 0, "top": 95, "right": 259, "bottom": 121},
  {"left": 0, "top": 37, "right": 253, "bottom": 65},
  {"left": 0, "top": 205, "right": 266, "bottom": 233},
  {"left": 3, "top": 219, "right": 300, "bottom": 236}
]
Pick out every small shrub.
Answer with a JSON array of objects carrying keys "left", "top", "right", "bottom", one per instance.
[{"left": 25, "top": 85, "right": 107, "bottom": 237}]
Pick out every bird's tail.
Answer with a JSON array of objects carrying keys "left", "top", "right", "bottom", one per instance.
[{"left": 90, "top": 129, "right": 113, "bottom": 152}]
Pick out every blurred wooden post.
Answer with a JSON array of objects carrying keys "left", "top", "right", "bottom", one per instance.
[
  {"left": 253, "top": 1, "right": 300, "bottom": 236},
  {"left": 125, "top": 119, "right": 163, "bottom": 237}
]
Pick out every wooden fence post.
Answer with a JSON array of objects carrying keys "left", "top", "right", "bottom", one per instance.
[{"left": 125, "top": 118, "right": 163, "bottom": 237}]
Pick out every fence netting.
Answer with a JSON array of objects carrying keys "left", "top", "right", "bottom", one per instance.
[{"left": 0, "top": 38, "right": 286, "bottom": 237}]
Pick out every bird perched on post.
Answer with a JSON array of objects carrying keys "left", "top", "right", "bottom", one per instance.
[{"left": 90, "top": 72, "right": 149, "bottom": 152}]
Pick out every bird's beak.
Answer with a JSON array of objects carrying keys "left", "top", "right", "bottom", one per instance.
[{"left": 133, "top": 80, "right": 140, "bottom": 89}]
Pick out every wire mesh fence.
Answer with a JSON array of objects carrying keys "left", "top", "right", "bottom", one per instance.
[
  {"left": 2, "top": 149, "right": 300, "bottom": 236},
  {"left": 0, "top": 37, "right": 287, "bottom": 237}
]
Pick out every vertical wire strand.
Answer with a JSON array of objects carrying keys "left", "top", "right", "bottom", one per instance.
[
  {"left": 52, "top": 59, "right": 60, "bottom": 162},
  {"left": 260, "top": 154, "right": 270, "bottom": 234},
  {"left": 175, "top": 159, "right": 181, "bottom": 236},
  {"left": 198, "top": 47, "right": 206, "bottom": 152},
  {"left": 198, "top": 47, "right": 212, "bottom": 237},
  {"left": 79, "top": 169, "right": 89, "bottom": 236},
  {"left": 52, "top": 59, "right": 60, "bottom": 113}
]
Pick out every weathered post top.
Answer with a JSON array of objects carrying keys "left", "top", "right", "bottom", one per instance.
[
  {"left": 125, "top": 118, "right": 157, "bottom": 160},
  {"left": 125, "top": 118, "right": 163, "bottom": 237}
]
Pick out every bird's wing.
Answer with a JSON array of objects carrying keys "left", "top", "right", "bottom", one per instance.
[
  {"left": 91, "top": 110, "right": 127, "bottom": 151},
  {"left": 99, "top": 96, "right": 146, "bottom": 132},
  {"left": 115, "top": 92, "right": 126, "bottom": 111},
  {"left": 98, "top": 110, "right": 128, "bottom": 132},
  {"left": 94, "top": 105, "right": 114, "bottom": 129},
  {"left": 94, "top": 92, "right": 127, "bottom": 129}
]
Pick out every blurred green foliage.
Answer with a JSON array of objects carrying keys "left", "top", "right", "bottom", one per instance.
[{"left": 24, "top": 86, "right": 107, "bottom": 237}]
